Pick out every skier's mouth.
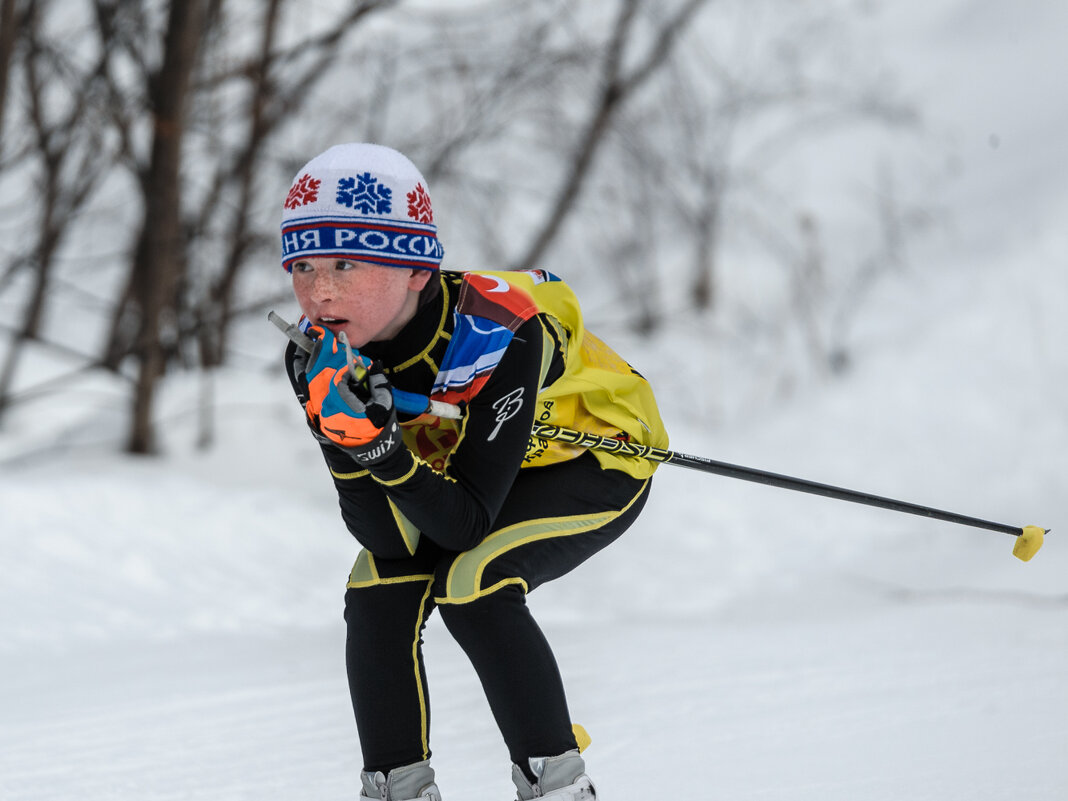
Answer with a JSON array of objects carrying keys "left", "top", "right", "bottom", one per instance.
[{"left": 317, "top": 316, "right": 349, "bottom": 333}]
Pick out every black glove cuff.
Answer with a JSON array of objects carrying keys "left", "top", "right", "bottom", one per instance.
[{"left": 346, "top": 419, "right": 404, "bottom": 466}]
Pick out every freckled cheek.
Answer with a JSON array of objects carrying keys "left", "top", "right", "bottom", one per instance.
[
  {"left": 348, "top": 288, "right": 399, "bottom": 326},
  {"left": 292, "top": 271, "right": 357, "bottom": 313},
  {"left": 291, "top": 276, "right": 315, "bottom": 315}
]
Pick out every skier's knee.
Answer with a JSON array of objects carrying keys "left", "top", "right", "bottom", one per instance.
[{"left": 436, "top": 583, "right": 525, "bottom": 643}]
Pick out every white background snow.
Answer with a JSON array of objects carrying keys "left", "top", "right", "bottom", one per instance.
[{"left": 2, "top": 3, "right": 1066, "bottom": 799}]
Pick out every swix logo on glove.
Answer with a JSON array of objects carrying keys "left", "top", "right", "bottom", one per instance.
[{"left": 355, "top": 433, "right": 396, "bottom": 463}]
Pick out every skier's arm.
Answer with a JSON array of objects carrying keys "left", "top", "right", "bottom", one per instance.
[
  {"left": 284, "top": 340, "right": 422, "bottom": 558},
  {"left": 357, "top": 316, "right": 552, "bottom": 552}
]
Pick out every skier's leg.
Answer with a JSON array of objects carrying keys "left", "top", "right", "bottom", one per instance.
[
  {"left": 439, "top": 585, "right": 576, "bottom": 762},
  {"left": 436, "top": 453, "right": 650, "bottom": 794},
  {"left": 345, "top": 547, "right": 440, "bottom": 776}
]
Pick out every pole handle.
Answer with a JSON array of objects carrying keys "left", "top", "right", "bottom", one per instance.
[{"left": 267, "top": 310, "right": 314, "bottom": 352}]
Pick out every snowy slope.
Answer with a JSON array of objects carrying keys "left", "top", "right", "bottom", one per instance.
[{"left": 2, "top": 2, "right": 1066, "bottom": 799}]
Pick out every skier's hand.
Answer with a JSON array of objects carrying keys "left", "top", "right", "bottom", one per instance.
[
  {"left": 285, "top": 323, "right": 337, "bottom": 447},
  {"left": 300, "top": 324, "right": 350, "bottom": 422},
  {"left": 313, "top": 361, "right": 403, "bottom": 465}
]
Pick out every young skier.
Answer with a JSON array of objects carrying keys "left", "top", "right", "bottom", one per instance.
[{"left": 280, "top": 143, "right": 668, "bottom": 800}]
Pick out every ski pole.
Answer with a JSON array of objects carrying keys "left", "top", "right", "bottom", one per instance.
[
  {"left": 528, "top": 423, "right": 1047, "bottom": 562},
  {"left": 269, "top": 311, "right": 1047, "bottom": 561}
]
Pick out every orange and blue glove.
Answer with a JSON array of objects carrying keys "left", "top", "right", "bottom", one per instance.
[
  {"left": 299, "top": 324, "right": 350, "bottom": 422},
  {"left": 315, "top": 361, "right": 402, "bottom": 465},
  {"left": 289, "top": 323, "right": 348, "bottom": 446},
  {"left": 300, "top": 327, "right": 402, "bottom": 465}
]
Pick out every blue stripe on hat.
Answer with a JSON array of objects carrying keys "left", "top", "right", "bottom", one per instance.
[{"left": 281, "top": 215, "right": 443, "bottom": 271}]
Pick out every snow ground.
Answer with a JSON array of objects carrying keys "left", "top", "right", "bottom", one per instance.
[{"left": 2, "top": 2, "right": 1067, "bottom": 799}]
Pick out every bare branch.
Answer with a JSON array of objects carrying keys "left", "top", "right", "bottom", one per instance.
[{"left": 515, "top": 0, "right": 711, "bottom": 271}]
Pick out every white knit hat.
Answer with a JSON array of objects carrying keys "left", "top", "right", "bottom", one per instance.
[{"left": 280, "top": 143, "right": 443, "bottom": 272}]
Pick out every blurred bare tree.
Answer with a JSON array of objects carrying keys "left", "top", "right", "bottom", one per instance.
[
  {"left": 0, "top": 0, "right": 117, "bottom": 423},
  {"left": 0, "top": 0, "right": 14, "bottom": 138},
  {"left": 0, "top": 0, "right": 401, "bottom": 451},
  {"left": 116, "top": 0, "right": 210, "bottom": 454},
  {"left": 514, "top": 0, "right": 711, "bottom": 273},
  {"left": 0, "top": 0, "right": 929, "bottom": 454}
]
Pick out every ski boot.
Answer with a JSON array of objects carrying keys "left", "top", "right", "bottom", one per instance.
[
  {"left": 511, "top": 750, "right": 596, "bottom": 800},
  {"left": 360, "top": 760, "right": 442, "bottom": 801}
]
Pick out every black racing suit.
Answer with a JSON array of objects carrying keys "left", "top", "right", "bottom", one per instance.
[{"left": 285, "top": 271, "right": 651, "bottom": 774}]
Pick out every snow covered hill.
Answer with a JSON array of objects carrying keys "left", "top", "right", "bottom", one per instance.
[{"left": 2, "top": 2, "right": 1066, "bottom": 799}]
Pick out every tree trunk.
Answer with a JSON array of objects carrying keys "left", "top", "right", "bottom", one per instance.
[
  {"left": 0, "top": 0, "right": 17, "bottom": 147},
  {"left": 127, "top": 0, "right": 207, "bottom": 454},
  {"left": 691, "top": 176, "right": 721, "bottom": 312},
  {"left": 0, "top": 183, "right": 59, "bottom": 423}
]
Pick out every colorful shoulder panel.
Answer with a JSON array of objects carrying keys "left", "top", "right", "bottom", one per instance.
[{"left": 430, "top": 271, "right": 549, "bottom": 405}]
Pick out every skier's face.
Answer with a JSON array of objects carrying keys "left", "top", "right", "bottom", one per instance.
[{"left": 291, "top": 257, "right": 433, "bottom": 347}]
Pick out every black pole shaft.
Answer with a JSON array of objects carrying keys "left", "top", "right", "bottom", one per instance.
[
  {"left": 662, "top": 450, "right": 1023, "bottom": 537},
  {"left": 531, "top": 423, "right": 1025, "bottom": 538}
]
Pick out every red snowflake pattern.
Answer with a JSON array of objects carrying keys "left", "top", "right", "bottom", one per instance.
[
  {"left": 285, "top": 174, "right": 321, "bottom": 209},
  {"left": 407, "top": 183, "right": 434, "bottom": 223}
]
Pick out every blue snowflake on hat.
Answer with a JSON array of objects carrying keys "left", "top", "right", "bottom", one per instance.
[
  {"left": 337, "top": 172, "right": 393, "bottom": 215},
  {"left": 281, "top": 143, "right": 444, "bottom": 272}
]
